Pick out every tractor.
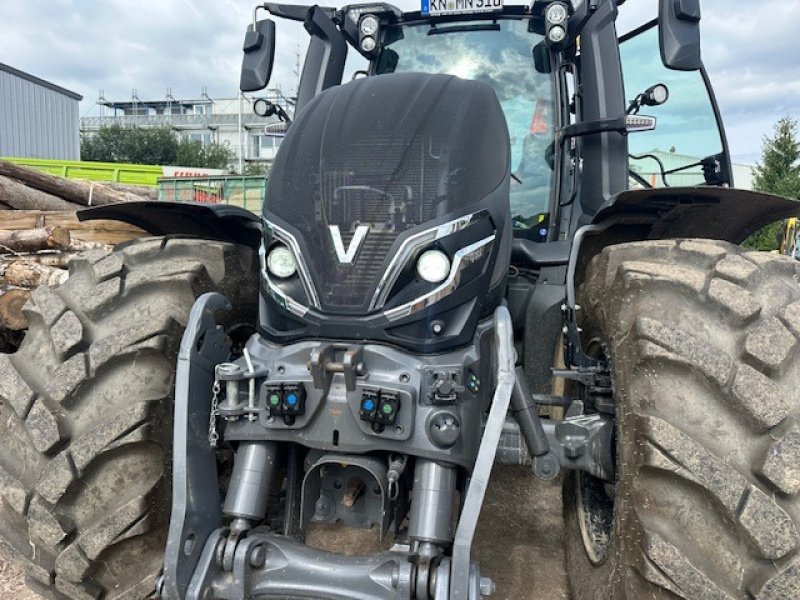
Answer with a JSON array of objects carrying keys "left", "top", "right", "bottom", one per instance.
[{"left": 1, "top": 0, "right": 799, "bottom": 599}]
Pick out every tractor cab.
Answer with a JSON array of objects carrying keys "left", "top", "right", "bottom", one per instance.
[{"left": 242, "top": 0, "right": 733, "bottom": 245}]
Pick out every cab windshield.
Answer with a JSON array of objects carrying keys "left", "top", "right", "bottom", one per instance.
[{"left": 377, "top": 19, "right": 556, "bottom": 239}]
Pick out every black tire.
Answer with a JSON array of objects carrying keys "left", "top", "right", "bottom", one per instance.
[
  {"left": 564, "top": 239, "right": 800, "bottom": 600},
  {"left": 0, "top": 237, "right": 257, "bottom": 599}
]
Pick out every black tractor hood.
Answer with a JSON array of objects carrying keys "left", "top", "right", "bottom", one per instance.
[{"left": 264, "top": 72, "right": 511, "bottom": 314}]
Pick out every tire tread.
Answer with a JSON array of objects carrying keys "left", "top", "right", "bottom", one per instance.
[
  {"left": 567, "top": 240, "right": 800, "bottom": 600},
  {"left": 0, "top": 236, "right": 256, "bottom": 599}
]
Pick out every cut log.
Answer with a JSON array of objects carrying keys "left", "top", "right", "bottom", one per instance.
[
  {"left": 26, "top": 253, "right": 77, "bottom": 268},
  {"left": 0, "top": 160, "right": 147, "bottom": 206},
  {"left": 0, "top": 253, "right": 80, "bottom": 269},
  {"left": 0, "top": 175, "right": 82, "bottom": 211},
  {"left": 0, "top": 288, "right": 31, "bottom": 330},
  {"left": 101, "top": 182, "right": 160, "bottom": 201},
  {"left": 3, "top": 261, "right": 68, "bottom": 287},
  {"left": 0, "top": 226, "right": 70, "bottom": 253},
  {"left": 69, "top": 239, "right": 113, "bottom": 253},
  {"left": 0, "top": 210, "right": 144, "bottom": 245}
]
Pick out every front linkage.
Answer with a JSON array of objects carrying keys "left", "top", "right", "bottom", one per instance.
[
  {"left": 157, "top": 293, "right": 515, "bottom": 600},
  {"left": 155, "top": 289, "right": 616, "bottom": 600}
]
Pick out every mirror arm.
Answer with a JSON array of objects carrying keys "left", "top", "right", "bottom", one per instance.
[
  {"left": 295, "top": 6, "right": 347, "bottom": 113},
  {"left": 275, "top": 105, "right": 292, "bottom": 124},
  {"left": 626, "top": 95, "right": 643, "bottom": 115},
  {"left": 262, "top": 3, "right": 332, "bottom": 22}
]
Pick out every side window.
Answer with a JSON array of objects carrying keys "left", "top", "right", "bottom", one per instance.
[
  {"left": 344, "top": 49, "right": 369, "bottom": 82},
  {"left": 620, "top": 25, "right": 726, "bottom": 188}
]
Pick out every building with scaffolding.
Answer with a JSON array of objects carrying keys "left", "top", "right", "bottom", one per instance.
[{"left": 79, "top": 87, "right": 292, "bottom": 172}]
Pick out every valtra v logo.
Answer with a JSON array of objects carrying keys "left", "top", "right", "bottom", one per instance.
[{"left": 329, "top": 225, "right": 369, "bottom": 264}]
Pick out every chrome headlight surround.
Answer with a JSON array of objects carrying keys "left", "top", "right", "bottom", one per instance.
[
  {"left": 383, "top": 234, "right": 495, "bottom": 322},
  {"left": 261, "top": 211, "right": 494, "bottom": 320},
  {"left": 368, "top": 211, "right": 487, "bottom": 310},
  {"left": 260, "top": 219, "right": 321, "bottom": 316}
]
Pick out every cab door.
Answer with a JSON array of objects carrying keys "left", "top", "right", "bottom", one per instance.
[{"left": 619, "top": 21, "right": 733, "bottom": 189}]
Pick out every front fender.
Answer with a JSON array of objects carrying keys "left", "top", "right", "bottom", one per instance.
[
  {"left": 591, "top": 187, "right": 800, "bottom": 244},
  {"left": 79, "top": 201, "right": 262, "bottom": 249}
]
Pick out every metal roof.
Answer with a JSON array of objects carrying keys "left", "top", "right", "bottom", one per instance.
[{"left": 0, "top": 62, "right": 83, "bottom": 101}]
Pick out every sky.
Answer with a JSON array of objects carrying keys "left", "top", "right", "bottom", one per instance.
[{"left": 1, "top": 0, "right": 798, "bottom": 164}]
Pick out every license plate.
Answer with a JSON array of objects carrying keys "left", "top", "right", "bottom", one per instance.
[{"left": 422, "top": 0, "right": 503, "bottom": 17}]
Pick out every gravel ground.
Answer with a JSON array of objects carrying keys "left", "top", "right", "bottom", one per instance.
[{"left": 0, "top": 467, "right": 569, "bottom": 599}]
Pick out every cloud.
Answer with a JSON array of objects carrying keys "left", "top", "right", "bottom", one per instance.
[{"left": 1, "top": 0, "right": 797, "bottom": 164}]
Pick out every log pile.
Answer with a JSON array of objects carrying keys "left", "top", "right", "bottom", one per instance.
[
  {"left": 0, "top": 226, "right": 69, "bottom": 349},
  {"left": 0, "top": 159, "right": 152, "bottom": 209},
  {"left": 0, "top": 160, "right": 150, "bottom": 349}
]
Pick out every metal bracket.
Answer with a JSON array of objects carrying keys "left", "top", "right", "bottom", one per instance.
[
  {"left": 300, "top": 454, "right": 392, "bottom": 540},
  {"left": 543, "top": 413, "right": 615, "bottom": 482},
  {"left": 186, "top": 527, "right": 414, "bottom": 600},
  {"left": 450, "top": 306, "right": 516, "bottom": 599},
  {"left": 161, "top": 293, "right": 233, "bottom": 600},
  {"left": 560, "top": 303, "right": 604, "bottom": 371},
  {"left": 308, "top": 344, "right": 365, "bottom": 391}
]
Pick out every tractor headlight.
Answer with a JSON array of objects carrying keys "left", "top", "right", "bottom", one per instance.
[
  {"left": 267, "top": 245, "right": 297, "bottom": 279},
  {"left": 417, "top": 250, "right": 451, "bottom": 284},
  {"left": 645, "top": 83, "right": 670, "bottom": 106},
  {"left": 359, "top": 14, "right": 379, "bottom": 36},
  {"left": 547, "top": 25, "right": 566, "bottom": 44},
  {"left": 545, "top": 2, "right": 568, "bottom": 25},
  {"left": 360, "top": 35, "right": 377, "bottom": 53}
]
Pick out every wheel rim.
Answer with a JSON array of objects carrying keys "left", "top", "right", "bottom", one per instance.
[
  {"left": 575, "top": 338, "right": 616, "bottom": 565},
  {"left": 575, "top": 470, "right": 615, "bottom": 565}
]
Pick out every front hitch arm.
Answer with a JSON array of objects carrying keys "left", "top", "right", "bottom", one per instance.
[
  {"left": 450, "top": 305, "right": 516, "bottom": 599},
  {"left": 160, "top": 293, "right": 233, "bottom": 600}
]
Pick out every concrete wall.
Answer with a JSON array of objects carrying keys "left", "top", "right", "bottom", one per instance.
[{"left": 0, "top": 64, "right": 81, "bottom": 160}]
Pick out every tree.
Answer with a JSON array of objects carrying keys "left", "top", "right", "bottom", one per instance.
[
  {"left": 243, "top": 162, "right": 271, "bottom": 176},
  {"left": 753, "top": 117, "right": 800, "bottom": 197},
  {"left": 742, "top": 117, "right": 800, "bottom": 251},
  {"left": 81, "top": 125, "right": 178, "bottom": 165},
  {"left": 175, "top": 139, "right": 234, "bottom": 170},
  {"left": 81, "top": 126, "right": 234, "bottom": 170}
]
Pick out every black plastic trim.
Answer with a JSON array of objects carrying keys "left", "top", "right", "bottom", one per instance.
[{"left": 591, "top": 187, "right": 800, "bottom": 244}]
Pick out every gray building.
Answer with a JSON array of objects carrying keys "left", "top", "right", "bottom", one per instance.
[{"left": 0, "top": 62, "right": 82, "bottom": 160}]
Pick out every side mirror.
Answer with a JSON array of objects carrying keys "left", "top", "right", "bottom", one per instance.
[
  {"left": 659, "top": 0, "right": 702, "bottom": 71},
  {"left": 240, "top": 19, "right": 276, "bottom": 92},
  {"left": 376, "top": 49, "right": 399, "bottom": 74},
  {"left": 532, "top": 42, "right": 551, "bottom": 75}
]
